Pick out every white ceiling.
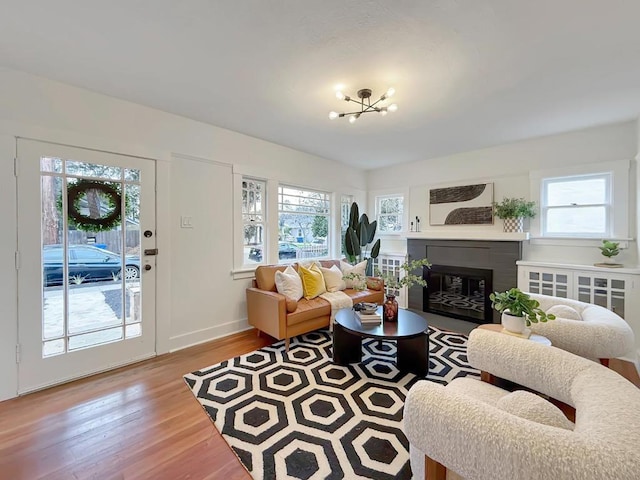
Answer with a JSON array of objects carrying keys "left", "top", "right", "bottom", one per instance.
[{"left": 1, "top": 1, "right": 639, "bottom": 170}]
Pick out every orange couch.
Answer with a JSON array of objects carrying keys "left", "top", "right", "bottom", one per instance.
[{"left": 246, "top": 260, "right": 384, "bottom": 349}]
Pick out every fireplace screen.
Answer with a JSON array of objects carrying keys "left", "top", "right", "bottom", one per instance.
[{"left": 424, "top": 265, "right": 493, "bottom": 323}]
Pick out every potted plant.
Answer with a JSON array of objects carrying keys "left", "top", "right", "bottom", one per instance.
[
  {"left": 489, "top": 287, "right": 555, "bottom": 334},
  {"left": 344, "top": 202, "right": 381, "bottom": 276},
  {"left": 374, "top": 258, "right": 431, "bottom": 322},
  {"left": 492, "top": 197, "right": 537, "bottom": 233},
  {"left": 597, "top": 240, "right": 622, "bottom": 267}
]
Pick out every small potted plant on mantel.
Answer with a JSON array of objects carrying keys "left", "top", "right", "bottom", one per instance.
[
  {"left": 490, "top": 288, "right": 555, "bottom": 335},
  {"left": 375, "top": 258, "right": 431, "bottom": 322},
  {"left": 492, "top": 197, "right": 537, "bottom": 233}
]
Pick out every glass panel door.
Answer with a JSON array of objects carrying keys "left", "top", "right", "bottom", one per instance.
[{"left": 17, "top": 140, "right": 156, "bottom": 393}]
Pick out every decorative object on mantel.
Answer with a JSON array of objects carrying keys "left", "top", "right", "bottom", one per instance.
[
  {"left": 344, "top": 202, "right": 380, "bottom": 276},
  {"left": 429, "top": 183, "right": 493, "bottom": 225},
  {"left": 595, "top": 239, "right": 623, "bottom": 268},
  {"left": 375, "top": 258, "right": 431, "bottom": 322},
  {"left": 415, "top": 216, "right": 420, "bottom": 232},
  {"left": 490, "top": 287, "right": 555, "bottom": 334},
  {"left": 492, "top": 197, "right": 537, "bottom": 233},
  {"left": 328, "top": 87, "right": 397, "bottom": 124}
]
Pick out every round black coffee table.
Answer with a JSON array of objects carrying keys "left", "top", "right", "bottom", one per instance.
[{"left": 333, "top": 307, "right": 429, "bottom": 376}]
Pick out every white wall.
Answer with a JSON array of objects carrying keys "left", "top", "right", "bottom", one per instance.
[
  {"left": 0, "top": 68, "right": 366, "bottom": 400},
  {"left": 367, "top": 121, "right": 639, "bottom": 266}
]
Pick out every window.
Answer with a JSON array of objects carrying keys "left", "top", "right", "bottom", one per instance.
[
  {"left": 242, "top": 178, "right": 266, "bottom": 264},
  {"left": 341, "top": 195, "right": 353, "bottom": 256},
  {"left": 541, "top": 173, "right": 611, "bottom": 237},
  {"left": 278, "top": 185, "right": 330, "bottom": 261},
  {"left": 376, "top": 195, "right": 404, "bottom": 232}
]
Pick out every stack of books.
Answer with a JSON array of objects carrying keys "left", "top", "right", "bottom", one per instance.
[{"left": 356, "top": 311, "right": 382, "bottom": 325}]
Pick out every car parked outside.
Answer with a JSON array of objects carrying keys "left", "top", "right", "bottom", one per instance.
[
  {"left": 248, "top": 242, "right": 300, "bottom": 262},
  {"left": 43, "top": 244, "right": 140, "bottom": 286}
]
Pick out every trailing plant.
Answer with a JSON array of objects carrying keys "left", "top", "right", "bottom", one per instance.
[
  {"left": 492, "top": 197, "right": 537, "bottom": 219},
  {"left": 489, "top": 287, "right": 555, "bottom": 326},
  {"left": 599, "top": 240, "right": 620, "bottom": 258},
  {"left": 375, "top": 258, "right": 431, "bottom": 291},
  {"left": 342, "top": 272, "right": 367, "bottom": 290},
  {"left": 344, "top": 202, "right": 380, "bottom": 273}
]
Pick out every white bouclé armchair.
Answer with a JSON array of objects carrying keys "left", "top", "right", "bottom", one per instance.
[
  {"left": 403, "top": 328, "right": 640, "bottom": 480},
  {"left": 526, "top": 293, "right": 635, "bottom": 365}
]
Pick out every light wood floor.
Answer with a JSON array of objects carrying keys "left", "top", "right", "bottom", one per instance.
[{"left": 0, "top": 329, "right": 638, "bottom": 480}]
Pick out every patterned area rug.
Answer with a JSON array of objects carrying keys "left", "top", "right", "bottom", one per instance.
[{"left": 184, "top": 327, "right": 479, "bottom": 480}]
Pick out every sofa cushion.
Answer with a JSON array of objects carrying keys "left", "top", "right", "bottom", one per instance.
[
  {"left": 255, "top": 265, "right": 288, "bottom": 292},
  {"left": 319, "top": 260, "right": 340, "bottom": 269},
  {"left": 287, "top": 297, "right": 331, "bottom": 326},
  {"left": 340, "top": 260, "right": 368, "bottom": 288},
  {"left": 320, "top": 264, "right": 347, "bottom": 292},
  {"left": 274, "top": 265, "right": 303, "bottom": 301},
  {"left": 496, "top": 390, "right": 574, "bottom": 430},
  {"left": 299, "top": 263, "right": 327, "bottom": 299},
  {"left": 546, "top": 304, "right": 582, "bottom": 320}
]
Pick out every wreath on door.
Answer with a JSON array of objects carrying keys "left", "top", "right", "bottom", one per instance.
[{"left": 67, "top": 180, "right": 123, "bottom": 232}]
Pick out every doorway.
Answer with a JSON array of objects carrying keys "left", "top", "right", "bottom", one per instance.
[{"left": 16, "top": 139, "right": 157, "bottom": 393}]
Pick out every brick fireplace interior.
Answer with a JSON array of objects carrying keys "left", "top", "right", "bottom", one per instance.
[{"left": 407, "top": 238, "right": 523, "bottom": 324}]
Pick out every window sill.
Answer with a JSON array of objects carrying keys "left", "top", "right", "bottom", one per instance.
[
  {"left": 232, "top": 266, "right": 258, "bottom": 280},
  {"left": 529, "top": 237, "right": 632, "bottom": 248}
]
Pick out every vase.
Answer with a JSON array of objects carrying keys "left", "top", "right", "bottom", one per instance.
[
  {"left": 503, "top": 217, "right": 523, "bottom": 233},
  {"left": 501, "top": 311, "right": 527, "bottom": 334},
  {"left": 383, "top": 294, "right": 399, "bottom": 322}
]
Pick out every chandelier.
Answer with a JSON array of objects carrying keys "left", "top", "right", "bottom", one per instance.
[{"left": 329, "top": 87, "right": 398, "bottom": 123}]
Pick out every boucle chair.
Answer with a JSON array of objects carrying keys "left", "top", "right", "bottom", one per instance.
[
  {"left": 404, "top": 328, "right": 640, "bottom": 480},
  {"left": 526, "top": 293, "right": 635, "bottom": 365}
]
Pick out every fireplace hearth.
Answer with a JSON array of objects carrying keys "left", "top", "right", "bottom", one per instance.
[{"left": 424, "top": 264, "right": 493, "bottom": 323}]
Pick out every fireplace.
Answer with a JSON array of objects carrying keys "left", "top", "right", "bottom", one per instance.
[
  {"left": 407, "top": 238, "right": 523, "bottom": 324},
  {"left": 423, "top": 265, "right": 493, "bottom": 323}
]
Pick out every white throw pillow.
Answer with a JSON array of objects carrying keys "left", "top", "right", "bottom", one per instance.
[
  {"left": 320, "top": 265, "right": 347, "bottom": 292},
  {"left": 496, "top": 390, "right": 574, "bottom": 430},
  {"left": 274, "top": 265, "right": 303, "bottom": 301},
  {"left": 340, "top": 260, "right": 368, "bottom": 289},
  {"left": 546, "top": 304, "right": 582, "bottom": 321}
]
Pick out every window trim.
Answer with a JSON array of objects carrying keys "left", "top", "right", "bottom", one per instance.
[
  {"left": 277, "top": 184, "right": 331, "bottom": 263},
  {"left": 541, "top": 172, "right": 611, "bottom": 238},
  {"left": 375, "top": 194, "right": 405, "bottom": 235},
  {"left": 529, "top": 159, "right": 630, "bottom": 243}
]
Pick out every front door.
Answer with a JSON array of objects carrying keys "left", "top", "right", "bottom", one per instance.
[{"left": 16, "top": 139, "right": 157, "bottom": 394}]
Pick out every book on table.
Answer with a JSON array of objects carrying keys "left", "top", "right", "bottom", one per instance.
[{"left": 356, "top": 311, "right": 381, "bottom": 324}]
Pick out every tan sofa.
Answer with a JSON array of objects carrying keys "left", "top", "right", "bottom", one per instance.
[{"left": 246, "top": 260, "right": 384, "bottom": 349}]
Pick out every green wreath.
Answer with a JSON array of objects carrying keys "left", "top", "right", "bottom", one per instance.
[{"left": 67, "top": 180, "right": 123, "bottom": 232}]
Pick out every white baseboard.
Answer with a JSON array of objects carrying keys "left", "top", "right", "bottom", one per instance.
[{"left": 169, "top": 318, "right": 251, "bottom": 352}]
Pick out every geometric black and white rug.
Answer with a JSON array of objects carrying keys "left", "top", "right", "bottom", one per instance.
[{"left": 184, "top": 327, "right": 479, "bottom": 480}]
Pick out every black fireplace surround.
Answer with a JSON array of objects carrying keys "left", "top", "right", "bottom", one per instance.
[{"left": 407, "top": 238, "right": 523, "bottom": 324}]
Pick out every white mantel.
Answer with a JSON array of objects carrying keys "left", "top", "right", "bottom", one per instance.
[{"left": 404, "top": 231, "right": 529, "bottom": 242}]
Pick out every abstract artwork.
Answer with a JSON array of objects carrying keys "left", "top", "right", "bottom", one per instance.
[{"left": 429, "top": 183, "right": 494, "bottom": 225}]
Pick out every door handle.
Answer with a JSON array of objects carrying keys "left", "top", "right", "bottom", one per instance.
[{"left": 144, "top": 249, "right": 159, "bottom": 256}]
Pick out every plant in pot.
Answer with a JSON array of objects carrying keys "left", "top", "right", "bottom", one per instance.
[
  {"left": 489, "top": 287, "right": 555, "bottom": 334},
  {"left": 597, "top": 240, "right": 621, "bottom": 267},
  {"left": 374, "top": 258, "right": 431, "bottom": 322},
  {"left": 344, "top": 202, "right": 381, "bottom": 276},
  {"left": 492, "top": 197, "right": 537, "bottom": 233}
]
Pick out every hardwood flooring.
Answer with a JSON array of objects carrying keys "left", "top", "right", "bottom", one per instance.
[
  {"left": 0, "top": 330, "right": 273, "bottom": 480},
  {"left": 0, "top": 329, "right": 638, "bottom": 480}
]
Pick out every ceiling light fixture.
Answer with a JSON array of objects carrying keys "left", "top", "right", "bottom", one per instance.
[{"left": 329, "top": 87, "right": 397, "bottom": 123}]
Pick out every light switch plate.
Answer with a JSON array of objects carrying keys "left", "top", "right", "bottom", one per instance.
[{"left": 180, "top": 216, "right": 193, "bottom": 228}]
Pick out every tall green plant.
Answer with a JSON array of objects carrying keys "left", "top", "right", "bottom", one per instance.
[{"left": 344, "top": 202, "right": 381, "bottom": 273}]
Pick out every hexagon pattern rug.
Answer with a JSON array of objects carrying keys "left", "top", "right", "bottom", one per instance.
[{"left": 184, "top": 327, "right": 479, "bottom": 480}]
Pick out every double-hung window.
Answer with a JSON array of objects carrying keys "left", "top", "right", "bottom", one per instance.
[
  {"left": 242, "top": 177, "right": 266, "bottom": 264},
  {"left": 376, "top": 195, "right": 404, "bottom": 233},
  {"left": 278, "top": 185, "right": 330, "bottom": 262},
  {"left": 541, "top": 173, "right": 611, "bottom": 237},
  {"left": 341, "top": 195, "right": 353, "bottom": 255}
]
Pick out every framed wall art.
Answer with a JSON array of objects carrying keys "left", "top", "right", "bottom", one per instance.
[{"left": 429, "top": 183, "right": 494, "bottom": 225}]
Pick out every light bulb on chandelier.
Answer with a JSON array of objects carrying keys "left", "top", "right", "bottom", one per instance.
[{"left": 329, "top": 87, "right": 398, "bottom": 123}]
